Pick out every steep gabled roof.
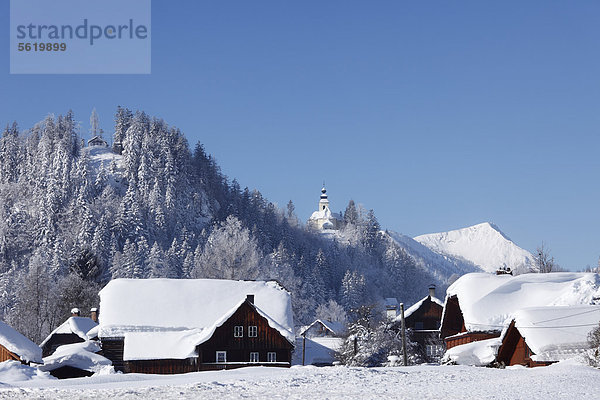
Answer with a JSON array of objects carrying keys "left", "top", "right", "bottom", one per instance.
[
  {"left": 0, "top": 320, "right": 42, "bottom": 363},
  {"left": 442, "top": 273, "right": 600, "bottom": 334},
  {"left": 40, "top": 317, "right": 98, "bottom": 348},
  {"left": 399, "top": 295, "right": 444, "bottom": 321},
  {"left": 99, "top": 279, "right": 295, "bottom": 354},
  {"left": 299, "top": 319, "right": 345, "bottom": 337}
]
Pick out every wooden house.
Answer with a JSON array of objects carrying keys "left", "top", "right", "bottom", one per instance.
[
  {"left": 40, "top": 309, "right": 98, "bottom": 357},
  {"left": 297, "top": 319, "right": 344, "bottom": 366},
  {"left": 396, "top": 285, "right": 444, "bottom": 361},
  {"left": 0, "top": 320, "right": 42, "bottom": 365},
  {"left": 440, "top": 273, "right": 600, "bottom": 352},
  {"left": 98, "top": 279, "right": 295, "bottom": 374},
  {"left": 496, "top": 306, "right": 600, "bottom": 367},
  {"left": 87, "top": 136, "right": 108, "bottom": 147},
  {"left": 299, "top": 320, "right": 345, "bottom": 338}
]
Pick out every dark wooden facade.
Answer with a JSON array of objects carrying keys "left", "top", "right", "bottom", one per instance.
[
  {"left": 441, "top": 295, "right": 501, "bottom": 350},
  {"left": 42, "top": 333, "right": 85, "bottom": 357},
  {"left": 405, "top": 296, "right": 443, "bottom": 331},
  {"left": 103, "top": 299, "right": 294, "bottom": 374},
  {"left": 496, "top": 321, "right": 552, "bottom": 367},
  {"left": 0, "top": 344, "right": 20, "bottom": 363},
  {"left": 404, "top": 296, "right": 444, "bottom": 362},
  {"left": 440, "top": 295, "right": 465, "bottom": 339}
]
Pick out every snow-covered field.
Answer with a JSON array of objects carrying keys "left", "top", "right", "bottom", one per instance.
[{"left": 1, "top": 361, "right": 599, "bottom": 399}]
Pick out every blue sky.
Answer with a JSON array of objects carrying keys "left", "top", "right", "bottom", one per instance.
[{"left": 1, "top": 1, "right": 599, "bottom": 270}]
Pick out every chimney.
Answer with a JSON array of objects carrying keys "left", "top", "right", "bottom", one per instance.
[
  {"left": 90, "top": 308, "right": 98, "bottom": 323},
  {"left": 246, "top": 294, "right": 254, "bottom": 304},
  {"left": 428, "top": 285, "right": 436, "bottom": 298},
  {"left": 71, "top": 307, "right": 80, "bottom": 317}
]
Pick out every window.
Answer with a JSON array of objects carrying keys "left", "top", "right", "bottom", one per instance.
[
  {"left": 216, "top": 351, "right": 227, "bottom": 363},
  {"left": 234, "top": 325, "right": 243, "bottom": 337},
  {"left": 248, "top": 325, "right": 258, "bottom": 337},
  {"left": 426, "top": 345, "right": 444, "bottom": 358},
  {"left": 267, "top": 352, "right": 277, "bottom": 363},
  {"left": 250, "top": 352, "right": 259, "bottom": 363}
]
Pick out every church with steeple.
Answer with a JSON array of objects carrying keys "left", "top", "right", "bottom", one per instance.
[{"left": 307, "top": 185, "right": 343, "bottom": 231}]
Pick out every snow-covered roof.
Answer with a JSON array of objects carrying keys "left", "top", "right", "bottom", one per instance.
[
  {"left": 503, "top": 305, "right": 600, "bottom": 362},
  {"left": 86, "top": 325, "right": 99, "bottom": 340},
  {"left": 39, "top": 341, "right": 112, "bottom": 373},
  {"left": 40, "top": 317, "right": 98, "bottom": 348},
  {"left": 397, "top": 295, "right": 444, "bottom": 321},
  {"left": 445, "top": 273, "right": 600, "bottom": 333},
  {"left": 299, "top": 320, "right": 345, "bottom": 337},
  {"left": 0, "top": 320, "right": 42, "bottom": 363},
  {"left": 99, "top": 279, "right": 294, "bottom": 359}
]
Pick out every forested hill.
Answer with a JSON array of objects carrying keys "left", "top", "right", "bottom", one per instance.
[{"left": 0, "top": 108, "right": 445, "bottom": 343}]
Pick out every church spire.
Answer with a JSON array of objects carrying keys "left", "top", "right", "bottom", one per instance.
[{"left": 319, "top": 183, "right": 329, "bottom": 210}]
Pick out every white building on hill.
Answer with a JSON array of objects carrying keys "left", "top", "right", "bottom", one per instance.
[{"left": 308, "top": 186, "right": 342, "bottom": 231}]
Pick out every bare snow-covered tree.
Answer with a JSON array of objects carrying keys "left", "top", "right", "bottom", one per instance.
[
  {"left": 193, "top": 215, "right": 261, "bottom": 280},
  {"left": 316, "top": 299, "right": 348, "bottom": 324},
  {"left": 534, "top": 243, "right": 558, "bottom": 273}
]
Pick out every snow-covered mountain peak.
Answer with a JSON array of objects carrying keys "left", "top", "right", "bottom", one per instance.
[{"left": 414, "top": 222, "right": 535, "bottom": 274}]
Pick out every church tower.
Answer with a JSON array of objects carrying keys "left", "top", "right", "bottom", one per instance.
[
  {"left": 319, "top": 186, "right": 329, "bottom": 211},
  {"left": 308, "top": 184, "right": 342, "bottom": 231}
]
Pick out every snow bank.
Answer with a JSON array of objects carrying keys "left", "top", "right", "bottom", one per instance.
[
  {"left": 507, "top": 305, "right": 600, "bottom": 362},
  {"left": 0, "top": 320, "right": 42, "bottom": 364},
  {"left": 446, "top": 273, "right": 600, "bottom": 332},
  {"left": 415, "top": 222, "right": 535, "bottom": 274},
  {"left": 443, "top": 337, "right": 502, "bottom": 366},
  {"left": 39, "top": 341, "right": 112, "bottom": 373},
  {"left": 40, "top": 317, "right": 98, "bottom": 348},
  {"left": 0, "top": 360, "right": 54, "bottom": 383}
]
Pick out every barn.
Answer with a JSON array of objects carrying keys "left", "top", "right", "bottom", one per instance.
[
  {"left": 440, "top": 272, "right": 600, "bottom": 351},
  {"left": 496, "top": 305, "right": 600, "bottom": 367},
  {"left": 0, "top": 320, "right": 42, "bottom": 365},
  {"left": 98, "top": 278, "right": 295, "bottom": 374},
  {"left": 40, "top": 309, "right": 98, "bottom": 357}
]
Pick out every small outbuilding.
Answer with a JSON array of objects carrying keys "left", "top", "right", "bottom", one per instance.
[
  {"left": 87, "top": 136, "right": 108, "bottom": 147},
  {"left": 496, "top": 305, "right": 600, "bottom": 367},
  {"left": 39, "top": 340, "right": 112, "bottom": 379},
  {"left": 40, "top": 309, "right": 98, "bottom": 357},
  {"left": 299, "top": 319, "right": 345, "bottom": 338},
  {"left": 0, "top": 320, "right": 42, "bottom": 365}
]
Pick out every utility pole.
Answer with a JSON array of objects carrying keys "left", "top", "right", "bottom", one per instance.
[
  {"left": 400, "top": 303, "right": 407, "bottom": 366},
  {"left": 302, "top": 333, "right": 306, "bottom": 366}
]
